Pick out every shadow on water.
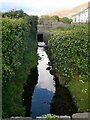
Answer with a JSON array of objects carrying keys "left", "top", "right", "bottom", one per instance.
[
  {"left": 50, "top": 76, "right": 78, "bottom": 117},
  {"left": 22, "top": 67, "right": 38, "bottom": 117}
]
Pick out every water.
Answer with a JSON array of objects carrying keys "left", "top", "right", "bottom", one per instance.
[
  {"left": 22, "top": 42, "right": 77, "bottom": 118},
  {"left": 31, "top": 42, "right": 55, "bottom": 117}
]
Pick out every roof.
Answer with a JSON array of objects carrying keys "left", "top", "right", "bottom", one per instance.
[{"left": 72, "top": 7, "right": 90, "bottom": 17}]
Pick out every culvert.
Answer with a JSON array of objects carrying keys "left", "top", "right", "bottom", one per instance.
[{"left": 37, "top": 33, "right": 43, "bottom": 42}]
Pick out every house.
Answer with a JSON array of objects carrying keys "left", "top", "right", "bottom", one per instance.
[{"left": 72, "top": 7, "right": 90, "bottom": 23}]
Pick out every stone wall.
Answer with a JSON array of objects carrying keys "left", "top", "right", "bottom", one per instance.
[{"left": 3, "top": 113, "right": 90, "bottom": 120}]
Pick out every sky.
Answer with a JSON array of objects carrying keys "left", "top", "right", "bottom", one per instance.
[{"left": 0, "top": 0, "right": 90, "bottom": 16}]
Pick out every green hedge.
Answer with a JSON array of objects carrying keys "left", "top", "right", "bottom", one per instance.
[
  {"left": 48, "top": 25, "right": 89, "bottom": 112},
  {"left": 2, "top": 18, "right": 26, "bottom": 82},
  {"left": 48, "top": 25, "right": 89, "bottom": 82},
  {"left": 2, "top": 13, "right": 38, "bottom": 118}
]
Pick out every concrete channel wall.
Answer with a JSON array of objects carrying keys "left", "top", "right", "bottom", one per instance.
[{"left": 37, "top": 31, "right": 49, "bottom": 43}]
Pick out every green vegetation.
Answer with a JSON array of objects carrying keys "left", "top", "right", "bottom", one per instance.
[
  {"left": 48, "top": 25, "right": 89, "bottom": 82},
  {"left": 38, "top": 15, "right": 50, "bottom": 24},
  {"left": 2, "top": 10, "right": 38, "bottom": 118},
  {"left": 43, "top": 114, "right": 58, "bottom": 120},
  {"left": 48, "top": 24, "right": 89, "bottom": 112},
  {"left": 50, "top": 16, "right": 59, "bottom": 22},
  {"left": 59, "top": 17, "right": 72, "bottom": 24},
  {"left": 68, "top": 80, "right": 89, "bottom": 112},
  {"left": 38, "top": 15, "right": 72, "bottom": 24},
  {"left": 2, "top": 9, "right": 27, "bottom": 18}
]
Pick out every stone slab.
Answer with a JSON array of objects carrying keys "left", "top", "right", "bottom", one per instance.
[
  {"left": 72, "top": 112, "right": 90, "bottom": 120},
  {"left": 37, "top": 116, "right": 71, "bottom": 120},
  {"left": 2, "top": 116, "right": 71, "bottom": 120}
]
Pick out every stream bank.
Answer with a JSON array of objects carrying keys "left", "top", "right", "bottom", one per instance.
[
  {"left": 22, "top": 42, "right": 77, "bottom": 118},
  {"left": 46, "top": 25, "right": 89, "bottom": 113}
]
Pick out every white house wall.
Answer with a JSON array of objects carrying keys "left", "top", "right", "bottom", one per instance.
[
  {"left": 72, "top": 8, "right": 89, "bottom": 23},
  {"left": 80, "top": 9, "right": 88, "bottom": 22}
]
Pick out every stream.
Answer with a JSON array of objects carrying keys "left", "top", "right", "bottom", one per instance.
[{"left": 22, "top": 42, "right": 77, "bottom": 118}]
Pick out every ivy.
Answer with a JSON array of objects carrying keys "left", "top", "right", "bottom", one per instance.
[{"left": 48, "top": 25, "right": 89, "bottom": 82}]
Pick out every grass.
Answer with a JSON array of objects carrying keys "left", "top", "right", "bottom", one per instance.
[
  {"left": 48, "top": 24, "right": 88, "bottom": 37},
  {"left": 67, "top": 79, "right": 90, "bottom": 112}
]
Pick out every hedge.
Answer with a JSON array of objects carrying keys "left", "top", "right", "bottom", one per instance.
[
  {"left": 48, "top": 25, "right": 89, "bottom": 112},
  {"left": 2, "top": 12, "right": 38, "bottom": 118},
  {"left": 48, "top": 25, "right": 89, "bottom": 82}
]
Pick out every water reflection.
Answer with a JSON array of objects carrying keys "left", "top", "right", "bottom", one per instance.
[
  {"left": 50, "top": 76, "right": 77, "bottom": 117},
  {"left": 37, "top": 46, "right": 55, "bottom": 92},
  {"left": 22, "top": 67, "right": 38, "bottom": 117},
  {"left": 31, "top": 43, "right": 55, "bottom": 117},
  {"left": 31, "top": 88, "right": 53, "bottom": 117}
]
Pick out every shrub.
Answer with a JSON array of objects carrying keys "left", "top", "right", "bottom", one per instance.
[
  {"left": 48, "top": 25, "right": 89, "bottom": 82},
  {"left": 2, "top": 11, "right": 38, "bottom": 118},
  {"left": 59, "top": 17, "right": 72, "bottom": 24}
]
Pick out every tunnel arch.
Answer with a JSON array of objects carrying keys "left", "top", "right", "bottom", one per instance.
[{"left": 37, "top": 33, "right": 43, "bottom": 42}]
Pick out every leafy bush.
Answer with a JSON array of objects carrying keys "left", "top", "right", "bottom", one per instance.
[
  {"left": 59, "top": 17, "right": 72, "bottom": 24},
  {"left": 43, "top": 114, "right": 57, "bottom": 120},
  {"left": 2, "top": 9, "right": 27, "bottom": 18},
  {"left": 2, "top": 11, "right": 38, "bottom": 118},
  {"left": 50, "top": 16, "right": 59, "bottom": 22},
  {"left": 48, "top": 25, "right": 89, "bottom": 82},
  {"left": 2, "top": 18, "right": 26, "bottom": 82}
]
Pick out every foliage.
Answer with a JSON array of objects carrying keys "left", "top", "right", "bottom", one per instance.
[
  {"left": 2, "top": 9, "right": 27, "bottom": 18},
  {"left": 2, "top": 11, "right": 38, "bottom": 118},
  {"left": 48, "top": 24, "right": 89, "bottom": 112},
  {"left": 29, "top": 15, "right": 38, "bottom": 39},
  {"left": 38, "top": 15, "right": 59, "bottom": 25},
  {"left": 50, "top": 16, "right": 59, "bottom": 22},
  {"left": 43, "top": 114, "right": 58, "bottom": 120},
  {"left": 38, "top": 15, "right": 50, "bottom": 24},
  {"left": 38, "top": 16, "right": 72, "bottom": 25},
  {"left": 59, "top": 17, "right": 72, "bottom": 24},
  {"left": 2, "top": 18, "right": 25, "bottom": 82},
  {"left": 67, "top": 79, "right": 89, "bottom": 112},
  {"left": 48, "top": 25, "right": 89, "bottom": 82}
]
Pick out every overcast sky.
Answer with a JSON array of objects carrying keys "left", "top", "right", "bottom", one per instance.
[{"left": 0, "top": 0, "right": 89, "bottom": 16}]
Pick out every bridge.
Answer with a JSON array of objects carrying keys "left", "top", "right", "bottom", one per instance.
[
  {"left": 37, "top": 22, "right": 72, "bottom": 42},
  {"left": 37, "top": 24, "right": 50, "bottom": 42}
]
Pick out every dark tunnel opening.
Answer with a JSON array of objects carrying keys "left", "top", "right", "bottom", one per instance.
[{"left": 37, "top": 34, "right": 43, "bottom": 42}]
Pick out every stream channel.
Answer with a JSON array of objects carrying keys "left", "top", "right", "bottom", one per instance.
[{"left": 22, "top": 42, "right": 77, "bottom": 118}]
